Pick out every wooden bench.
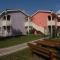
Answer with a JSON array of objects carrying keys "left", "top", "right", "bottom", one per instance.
[{"left": 28, "top": 42, "right": 59, "bottom": 60}]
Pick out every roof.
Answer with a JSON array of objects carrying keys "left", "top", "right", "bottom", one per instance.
[
  {"left": 31, "top": 10, "right": 59, "bottom": 19},
  {"left": 31, "top": 10, "right": 53, "bottom": 17},
  {"left": 0, "top": 9, "right": 29, "bottom": 18}
]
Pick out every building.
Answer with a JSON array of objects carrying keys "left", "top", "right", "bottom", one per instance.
[
  {"left": 25, "top": 16, "right": 32, "bottom": 34},
  {"left": 30, "top": 10, "right": 60, "bottom": 36},
  {"left": 56, "top": 10, "right": 60, "bottom": 36},
  {"left": 0, "top": 9, "right": 28, "bottom": 37}
]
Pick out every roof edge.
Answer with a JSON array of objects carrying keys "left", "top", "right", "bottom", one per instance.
[
  {"left": 31, "top": 10, "right": 54, "bottom": 17},
  {"left": 0, "top": 9, "right": 29, "bottom": 17}
]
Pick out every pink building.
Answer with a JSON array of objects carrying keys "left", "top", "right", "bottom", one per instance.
[{"left": 31, "top": 10, "right": 60, "bottom": 36}]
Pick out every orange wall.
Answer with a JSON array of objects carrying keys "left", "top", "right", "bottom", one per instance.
[{"left": 31, "top": 12, "right": 51, "bottom": 29}]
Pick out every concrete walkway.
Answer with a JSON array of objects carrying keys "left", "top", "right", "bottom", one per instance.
[{"left": 0, "top": 38, "right": 44, "bottom": 56}]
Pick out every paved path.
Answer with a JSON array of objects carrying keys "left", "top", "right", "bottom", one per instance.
[{"left": 0, "top": 38, "right": 44, "bottom": 56}]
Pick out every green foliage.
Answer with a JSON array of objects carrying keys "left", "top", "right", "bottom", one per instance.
[{"left": 0, "top": 34, "right": 41, "bottom": 48}]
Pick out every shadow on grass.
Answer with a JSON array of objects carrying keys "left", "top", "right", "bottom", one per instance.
[{"left": 0, "top": 35, "right": 26, "bottom": 41}]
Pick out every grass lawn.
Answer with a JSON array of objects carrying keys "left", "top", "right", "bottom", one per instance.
[
  {"left": 0, "top": 48, "right": 45, "bottom": 60},
  {"left": 0, "top": 34, "right": 42, "bottom": 48}
]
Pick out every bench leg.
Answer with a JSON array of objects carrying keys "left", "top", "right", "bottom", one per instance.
[{"left": 49, "top": 52, "right": 57, "bottom": 60}]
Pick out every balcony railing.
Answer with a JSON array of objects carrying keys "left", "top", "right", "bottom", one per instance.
[
  {"left": 48, "top": 20, "right": 55, "bottom": 26},
  {"left": 25, "top": 22, "right": 32, "bottom": 26},
  {"left": 57, "top": 22, "right": 60, "bottom": 26},
  {"left": 2, "top": 20, "right": 11, "bottom": 26},
  {"left": 0, "top": 30, "right": 12, "bottom": 37}
]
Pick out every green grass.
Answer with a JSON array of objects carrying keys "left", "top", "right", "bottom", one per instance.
[
  {"left": 0, "top": 48, "right": 45, "bottom": 60},
  {"left": 46, "top": 36, "right": 60, "bottom": 40},
  {"left": 0, "top": 34, "right": 41, "bottom": 48}
]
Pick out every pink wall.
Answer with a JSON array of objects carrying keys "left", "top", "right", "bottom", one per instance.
[{"left": 31, "top": 12, "right": 51, "bottom": 29}]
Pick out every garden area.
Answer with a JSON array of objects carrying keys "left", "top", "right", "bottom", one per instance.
[
  {"left": 0, "top": 35, "right": 60, "bottom": 60},
  {"left": 0, "top": 48, "right": 45, "bottom": 60},
  {"left": 0, "top": 34, "right": 60, "bottom": 48},
  {"left": 0, "top": 34, "right": 42, "bottom": 48}
]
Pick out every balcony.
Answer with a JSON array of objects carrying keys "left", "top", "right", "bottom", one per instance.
[
  {"left": 57, "top": 22, "right": 60, "bottom": 26},
  {"left": 48, "top": 20, "right": 55, "bottom": 26},
  {"left": 0, "top": 30, "right": 12, "bottom": 37},
  {"left": 48, "top": 20, "right": 60, "bottom": 26},
  {"left": 2, "top": 20, "right": 11, "bottom": 26},
  {"left": 25, "top": 22, "right": 32, "bottom": 26}
]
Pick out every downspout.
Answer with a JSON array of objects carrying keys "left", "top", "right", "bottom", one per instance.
[
  {"left": 27, "top": 16, "right": 30, "bottom": 35},
  {"left": 1, "top": 19, "right": 3, "bottom": 36},
  {"left": 55, "top": 18, "right": 57, "bottom": 37},
  {"left": 51, "top": 11, "right": 53, "bottom": 38},
  {"left": 5, "top": 9, "right": 7, "bottom": 36}
]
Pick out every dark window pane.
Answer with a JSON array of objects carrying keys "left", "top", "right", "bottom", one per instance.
[
  {"left": 58, "top": 19, "right": 60, "bottom": 22},
  {"left": 7, "top": 15, "right": 10, "bottom": 20},
  {"left": 7, "top": 26, "right": 11, "bottom": 32},
  {"left": 0, "top": 27, "right": 1, "bottom": 31},
  {"left": 48, "top": 16, "right": 51, "bottom": 20},
  {"left": 25, "top": 17, "right": 28, "bottom": 22},
  {"left": 7, "top": 26, "right": 10, "bottom": 30},
  {"left": 52, "top": 17, "right": 54, "bottom": 20},
  {"left": 3, "top": 26, "right": 6, "bottom": 30}
]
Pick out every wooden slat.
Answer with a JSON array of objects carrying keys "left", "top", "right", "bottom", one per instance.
[{"left": 28, "top": 42, "right": 58, "bottom": 60}]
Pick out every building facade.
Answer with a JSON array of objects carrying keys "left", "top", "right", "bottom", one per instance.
[
  {"left": 30, "top": 10, "right": 60, "bottom": 36},
  {"left": 0, "top": 9, "right": 28, "bottom": 37},
  {"left": 56, "top": 10, "right": 60, "bottom": 36}
]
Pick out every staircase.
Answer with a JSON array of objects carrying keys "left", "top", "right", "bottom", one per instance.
[
  {"left": 25, "top": 21, "right": 48, "bottom": 35},
  {"left": 31, "top": 22, "right": 48, "bottom": 35}
]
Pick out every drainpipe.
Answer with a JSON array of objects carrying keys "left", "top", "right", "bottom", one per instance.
[
  {"left": 1, "top": 19, "right": 3, "bottom": 36},
  {"left": 55, "top": 18, "right": 57, "bottom": 37},
  {"left": 51, "top": 11, "right": 53, "bottom": 38},
  {"left": 27, "top": 16, "right": 30, "bottom": 35},
  {"left": 5, "top": 9, "right": 7, "bottom": 36}
]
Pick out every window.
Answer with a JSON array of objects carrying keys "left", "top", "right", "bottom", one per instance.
[
  {"left": 25, "top": 17, "right": 28, "bottom": 22},
  {"left": 3, "top": 26, "right": 6, "bottom": 30},
  {"left": 3, "top": 16, "right": 6, "bottom": 20},
  {"left": 0, "top": 27, "right": 1, "bottom": 31},
  {"left": 7, "top": 26, "right": 11, "bottom": 32},
  {"left": 52, "top": 17, "right": 54, "bottom": 20},
  {"left": 57, "top": 19, "right": 60, "bottom": 22},
  {"left": 25, "top": 17, "right": 28, "bottom": 20},
  {"left": 3, "top": 15, "right": 11, "bottom": 20},
  {"left": 7, "top": 26, "right": 10, "bottom": 30},
  {"left": 7, "top": 15, "right": 10, "bottom": 20},
  {"left": 48, "top": 16, "right": 51, "bottom": 21},
  {"left": 3, "top": 26, "right": 11, "bottom": 32}
]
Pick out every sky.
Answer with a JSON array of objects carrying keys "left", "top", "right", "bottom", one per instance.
[{"left": 0, "top": 0, "right": 60, "bottom": 15}]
